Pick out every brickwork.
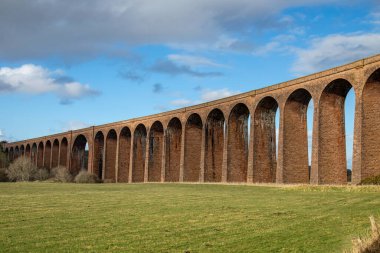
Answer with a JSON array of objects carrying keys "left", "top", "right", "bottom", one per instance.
[
  {"left": 44, "top": 141, "right": 51, "bottom": 169},
  {"left": 165, "top": 118, "right": 181, "bottom": 182},
  {"left": 227, "top": 103, "right": 249, "bottom": 182},
  {"left": 148, "top": 121, "right": 163, "bottom": 182},
  {"left": 118, "top": 127, "right": 131, "bottom": 183},
  {"left": 283, "top": 89, "right": 311, "bottom": 183},
  {"left": 253, "top": 97, "right": 278, "bottom": 183},
  {"left": 51, "top": 139, "right": 59, "bottom": 168},
  {"left": 59, "top": 138, "right": 68, "bottom": 167},
  {"left": 184, "top": 114, "right": 202, "bottom": 182},
  {"left": 6, "top": 55, "right": 380, "bottom": 185},
  {"left": 132, "top": 124, "right": 146, "bottom": 182},
  {"left": 204, "top": 109, "right": 224, "bottom": 182},
  {"left": 105, "top": 130, "right": 117, "bottom": 182}
]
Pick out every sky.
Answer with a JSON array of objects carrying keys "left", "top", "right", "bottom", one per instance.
[{"left": 1, "top": 0, "right": 379, "bottom": 166}]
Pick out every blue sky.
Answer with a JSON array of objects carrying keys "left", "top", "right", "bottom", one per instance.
[{"left": 0, "top": 0, "right": 379, "bottom": 167}]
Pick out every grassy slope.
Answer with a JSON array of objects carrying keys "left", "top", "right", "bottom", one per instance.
[{"left": 0, "top": 183, "right": 379, "bottom": 253}]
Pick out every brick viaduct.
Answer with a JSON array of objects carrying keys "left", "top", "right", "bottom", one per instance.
[{"left": 4, "top": 55, "right": 380, "bottom": 185}]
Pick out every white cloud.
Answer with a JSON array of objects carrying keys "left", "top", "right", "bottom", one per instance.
[
  {"left": 292, "top": 33, "right": 380, "bottom": 75},
  {"left": 170, "top": 99, "right": 195, "bottom": 107},
  {"left": 0, "top": 0, "right": 353, "bottom": 60},
  {"left": 168, "top": 54, "right": 226, "bottom": 68},
  {"left": 62, "top": 121, "right": 91, "bottom": 131},
  {"left": 0, "top": 64, "right": 99, "bottom": 104},
  {"left": 201, "top": 88, "right": 239, "bottom": 101}
]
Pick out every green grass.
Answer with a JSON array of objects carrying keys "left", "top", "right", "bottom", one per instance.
[{"left": 0, "top": 183, "right": 379, "bottom": 252}]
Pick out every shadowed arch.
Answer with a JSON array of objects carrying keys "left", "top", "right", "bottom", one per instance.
[
  {"left": 44, "top": 140, "right": 52, "bottom": 169},
  {"left": 165, "top": 118, "right": 182, "bottom": 182},
  {"left": 118, "top": 127, "right": 131, "bottom": 182},
  {"left": 37, "top": 142, "right": 44, "bottom": 168},
  {"left": 205, "top": 109, "right": 225, "bottom": 182},
  {"left": 105, "top": 129, "right": 117, "bottom": 182},
  {"left": 9, "top": 147, "right": 14, "bottom": 162},
  {"left": 148, "top": 121, "right": 164, "bottom": 182},
  {"left": 93, "top": 131, "right": 105, "bottom": 180},
  {"left": 132, "top": 124, "right": 147, "bottom": 182},
  {"left": 184, "top": 113, "right": 202, "bottom": 182},
  {"left": 25, "top": 144, "right": 31, "bottom": 158},
  {"left": 253, "top": 96, "right": 278, "bottom": 183},
  {"left": 31, "top": 143, "right": 37, "bottom": 165},
  {"left": 20, "top": 145, "right": 25, "bottom": 157},
  {"left": 362, "top": 69, "right": 380, "bottom": 180},
  {"left": 51, "top": 139, "right": 59, "bottom": 168},
  {"left": 318, "top": 79, "right": 353, "bottom": 184},
  {"left": 14, "top": 146, "right": 19, "bottom": 159},
  {"left": 227, "top": 103, "right": 250, "bottom": 182},
  {"left": 60, "top": 138, "right": 68, "bottom": 167},
  {"left": 283, "top": 89, "right": 312, "bottom": 183},
  {"left": 71, "top": 135, "right": 88, "bottom": 175}
]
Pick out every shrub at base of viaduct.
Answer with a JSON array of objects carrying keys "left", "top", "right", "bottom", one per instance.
[{"left": 5, "top": 55, "right": 380, "bottom": 185}]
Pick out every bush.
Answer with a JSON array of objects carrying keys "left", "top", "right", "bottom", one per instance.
[
  {"left": 74, "top": 170, "right": 100, "bottom": 184},
  {"left": 0, "top": 168, "right": 9, "bottom": 182},
  {"left": 359, "top": 175, "right": 380, "bottom": 185},
  {"left": 6, "top": 157, "right": 37, "bottom": 182},
  {"left": 349, "top": 216, "right": 380, "bottom": 253},
  {"left": 34, "top": 168, "right": 50, "bottom": 181},
  {"left": 50, "top": 166, "right": 73, "bottom": 183}
]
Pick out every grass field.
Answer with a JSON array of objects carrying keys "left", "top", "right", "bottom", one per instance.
[{"left": 0, "top": 183, "right": 379, "bottom": 252}]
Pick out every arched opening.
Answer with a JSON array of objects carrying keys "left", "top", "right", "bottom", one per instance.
[
  {"left": 25, "top": 144, "right": 31, "bottom": 158},
  {"left": 148, "top": 121, "right": 164, "bottom": 182},
  {"left": 165, "top": 118, "right": 182, "bottom": 182},
  {"left": 105, "top": 129, "right": 117, "bottom": 182},
  {"left": 14, "top": 146, "right": 19, "bottom": 159},
  {"left": 362, "top": 69, "right": 380, "bottom": 180},
  {"left": 60, "top": 138, "right": 68, "bottom": 167},
  {"left": 9, "top": 147, "right": 14, "bottom": 162},
  {"left": 253, "top": 96, "right": 278, "bottom": 183},
  {"left": 20, "top": 145, "right": 25, "bottom": 157},
  {"left": 93, "top": 131, "right": 105, "bottom": 180},
  {"left": 71, "top": 135, "right": 88, "bottom": 175},
  {"left": 37, "top": 142, "right": 44, "bottom": 168},
  {"left": 31, "top": 143, "right": 37, "bottom": 165},
  {"left": 132, "top": 124, "right": 147, "bottom": 182},
  {"left": 118, "top": 127, "right": 131, "bottom": 182},
  {"left": 283, "top": 89, "right": 312, "bottom": 183},
  {"left": 184, "top": 113, "right": 202, "bottom": 182},
  {"left": 44, "top": 140, "right": 52, "bottom": 169},
  {"left": 227, "top": 103, "right": 250, "bottom": 182},
  {"left": 52, "top": 139, "right": 59, "bottom": 168},
  {"left": 319, "top": 79, "right": 353, "bottom": 184},
  {"left": 205, "top": 109, "right": 225, "bottom": 182}
]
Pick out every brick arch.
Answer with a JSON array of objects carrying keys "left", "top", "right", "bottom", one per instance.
[
  {"left": 31, "top": 143, "right": 37, "bottom": 165},
  {"left": 253, "top": 96, "right": 278, "bottom": 183},
  {"left": 14, "top": 146, "right": 20, "bottom": 160},
  {"left": 51, "top": 139, "right": 59, "bottom": 168},
  {"left": 205, "top": 108, "right": 225, "bottom": 182},
  {"left": 283, "top": 88, "right": 312, "bottom": 183},
  {"left": 118, "top": 126, "right": 131, "bottom": 182},
  {"left": 165, "top": 117, "right": 182, "bottom": 182},
  {"left": 60, "top": 138, "right": 68, "bottom": 167},
  {"left": 105, "top": 129, "right": 117, "bottom": 182},
  {"left": 362, "top": 69, "right": 380, "bottom": 180},
  {"left": 132, "top": 124, "right": 147, "bottom": 182},
  {"left": 93, "top": 131, "right": 105, "bottom": 180},
  {"left": 9, "top": 147, "right": 14, "bottom": 162},
  {"left": 318, "top": 78, "right": 353, "bottom": 184},
  {"left": 44, "top": 140, "right": 52, "bottom": 169},
  {"left": 227, "top": 103, "right": 250, "bottom": 182},
  {"left": 148, "top": 121, "right": 164, "bottom": 182},
  {"left": 71, "top": 134, "right": 88, "bottom": 175},
  {"left": 37, "top": 142, "right": 44, "bottom": 168},
  {"left": 20, "top": 145, "right": 25, "bottom": 156},
  {"left": 25, "top": 144, "right": 31, "bottom": 158},
  {"left": 184, "top": 113, "right": 202, "bottom": 182}
]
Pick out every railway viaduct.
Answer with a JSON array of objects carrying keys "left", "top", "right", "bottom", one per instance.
[{"left": 4, "top": 55, "right": 380, "bottom": 185}]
